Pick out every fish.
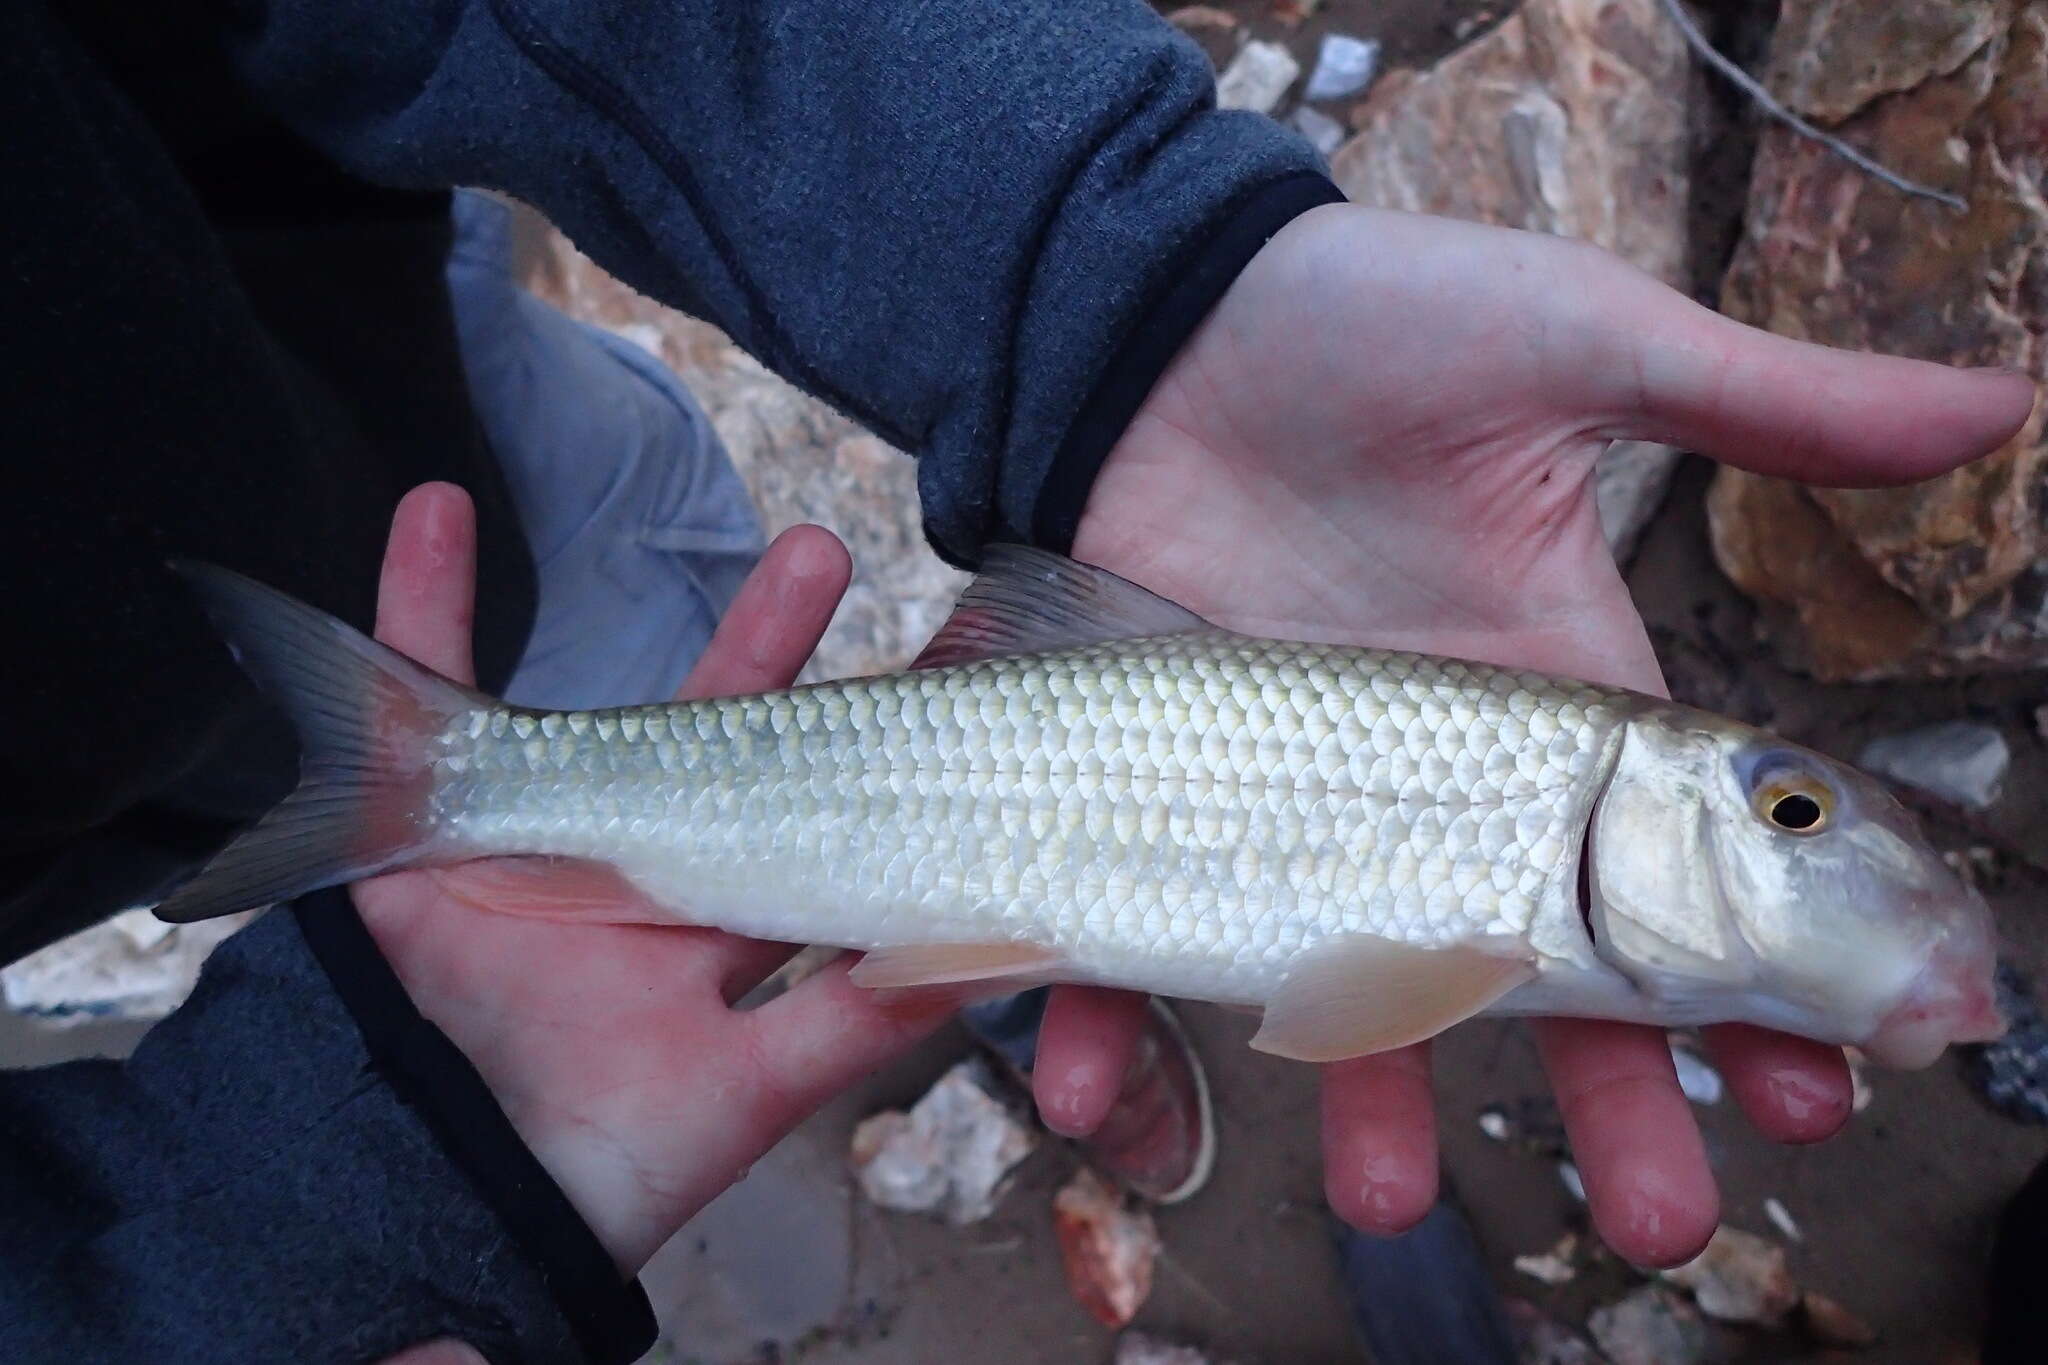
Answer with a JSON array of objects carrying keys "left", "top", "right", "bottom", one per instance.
[{"left": 158, "top": 547, "right": 2003, "bottom": 1069}]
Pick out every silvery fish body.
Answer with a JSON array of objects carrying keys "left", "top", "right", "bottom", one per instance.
[
  {"left": 450, "top": 635, "right": 1612, "bottom": 1007},
  {"left": 161, "top": 550, "right": 2002, "bottom": 1068}
]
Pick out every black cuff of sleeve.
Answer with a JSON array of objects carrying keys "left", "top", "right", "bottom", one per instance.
[
  {"left": 294, "top": 888, "right": 658, "bottom": 1365},
  {"left": 1028, "top": 169, "right": 1346, "bottom": 554}
]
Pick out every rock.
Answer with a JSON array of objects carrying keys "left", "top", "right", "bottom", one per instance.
[
  {"left": 848, "top": 1059, "right": 1037, "bottom": 1224},
  {"left": 1858, "top": 721, "right": 2010, "bottom": 809},
  {"left": 1115, "top": 1332, "right": 1224, "bottom": 1365},
  {"left": 1215, "top": 40, "right": 1301, "bottom": 114},
  {"left": 1053, "top": 1168, "right": 1162, "bottom": 1329},
  {"left": 1, "top": 907, "right": 254, "bottom": 1024},
  {"left": 1846, "top": 1047, "right": 1875, "bottom": 1112},
  {"left": 1596, "top": 442, "right": 1684, "bottom": 564},
  {"left": 1764, "top": 1197, "right": 1802, "bottom": 1243},
  {"left": 1331, "top": 0, "right": 1694, "bottom": 287},
  {"left": 1506, "top": 1298, "right": 1608, "bottom": 1365},
  {"left": 1512, "top": 1252, "right": 1577, "bottom": 1287},
  {"left": 1587, "top": 1286, "right": 1707, "bottom": 1365},
  {"left": 1802, "top": 1289, "right": 1878, "bottom": 1348},
  {"left": 1514, "top": 1232, "right": 1581, "bottom": 1286},
  {"left": 1304, "top": 33, "right": 1380, "bottom": 103},
  {"left": 1708, "top": 2, "right": 2048, "bottom": 680},
  {"left": 1964, "top": 960, "right": 2048, "bottom": 1123},
  {"left": 1944, "top": 844, "right": 2005, "bottom": 891},
  {"left": 1328, "top": 0, "right": 1692, "bottom": 563},
  {"left": 1668, "top": 1042, "right": 1724, "bottom": 1106},
  {"left": 1163, "top": 5, "right": 1239, "bottom": 35},
  {"left": 1478, "top": 1105, "right": 1512, "bottom": 1141},
  {"left": 1765, "top": 0, "right": 2008, "bottom": 123},
  {"left": 1287, "top": 105, "right": 1347, "bottom": 158},
  {"left": 1660, "top": 1225, "right": 1799, "bottom": 1326}
]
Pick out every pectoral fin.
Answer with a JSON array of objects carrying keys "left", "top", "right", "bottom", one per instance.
[
  {"left": 1250, "top": 935, "right": 1536, "bottom": 1062},
  {"left": 849, "top": 941, "right": 1069, "bottom": 989}
]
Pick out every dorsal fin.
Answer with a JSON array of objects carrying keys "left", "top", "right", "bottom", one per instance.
[{"left": 911, "top": 546, "right": 1212, "bottom": 669}]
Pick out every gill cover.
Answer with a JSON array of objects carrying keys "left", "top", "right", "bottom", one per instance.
[
  {"left": 1582, "top": 707, "right": 1994, "bottom": 1056},
  {"left": 1584, "top": 720, "right": 1756, "bottom": 1004}
]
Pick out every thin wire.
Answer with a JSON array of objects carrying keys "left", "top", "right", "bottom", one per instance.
[{"left": 1657, "top": 0, "right": 1968, "bottom": 211}]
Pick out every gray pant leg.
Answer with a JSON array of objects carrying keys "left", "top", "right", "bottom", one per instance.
[{"left": 445, "top": 191, "right": 764, "bottom": 711}]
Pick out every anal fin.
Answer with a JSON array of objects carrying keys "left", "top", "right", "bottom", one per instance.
[
  {"left": 1251, "top": 935, "right": 1536, "bottom": 1062},
  {"left": 436, "top": 856, "right": 678, "bottom": 926},
  {"left": 849, "top": 941, "right": 1068, "bottom": 989}
]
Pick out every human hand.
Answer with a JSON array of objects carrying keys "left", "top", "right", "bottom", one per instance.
[
  {"left": 354, "top": 485, "right": 955, "bottom": 1277},
  {"left": 1045, "top": 204, "right": 2037, "bottom": 1265}
]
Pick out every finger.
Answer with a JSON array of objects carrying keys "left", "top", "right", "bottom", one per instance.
[
  {"left": 375, "top": 482, "right": 479, "bottom": 684},
  {"left": 1030, "top": 987, "right": 1150, "bottom": 1137},
  {"left": 1320, "top": 1044, "right": 1439, "bottom": 1236},
  {"left": 677, "top": 525, "right": 851, "bottom": 700},
  {"left": 734, "top": 954, "right": 961, "bottom": 1136},
  {"left": 1701, "top": 1024, "right": 1853, "bottom": 1145},
  {"left": 1600, "top": 277, "right": 2036, "bottom": 486},
  {"left": 1534, "top": 1017, "right": 1718, "bottom": 1268}
]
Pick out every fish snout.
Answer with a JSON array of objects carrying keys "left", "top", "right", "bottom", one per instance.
[{"left": 1864, "top": 932, "right": 2004, "bottom": 1069}]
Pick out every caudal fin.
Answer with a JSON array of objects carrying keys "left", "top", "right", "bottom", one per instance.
[{"left": 155, "top": 564, "right": 485, "bottom": 922}]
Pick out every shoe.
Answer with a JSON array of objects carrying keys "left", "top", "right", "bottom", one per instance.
[
  {"left": 1330, "top": 1186, "right": 1517, "bottom": 1365},
  {"left": 961, "top": 990, "right": 1216, "bottom": 1204},
  {"left": 1082, "top": 997, "right": 1216, "bottom": 1204}
]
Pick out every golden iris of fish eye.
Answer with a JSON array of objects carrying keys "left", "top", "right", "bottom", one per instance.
[{"left": 1753, "top": 773, "right": 1834, "bottom": 835}]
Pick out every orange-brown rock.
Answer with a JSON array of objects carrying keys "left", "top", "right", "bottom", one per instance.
[
  {"left": 1330, "top": 0, "right": 1693, "bottom": 284},
  {"left": 1710, "top": 0, "right": 2048, "bottom": 679}
]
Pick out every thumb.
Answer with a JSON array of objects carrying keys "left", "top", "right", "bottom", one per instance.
[{"left": 1596, "top": 279, "right": 2036, "bottom": 487}]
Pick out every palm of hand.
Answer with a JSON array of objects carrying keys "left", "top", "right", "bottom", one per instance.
[
  {"left": 350, "top": 493, "right": 950, "bottom": 1274},
  {"left": 1080, "top": 325, "right": 1649, "bottom": 682},
  {"left": 1068, "top": 204, "right": 2034, "bottom": 1263},
  {"left": 356, "top": 883, "right": 797, "bottom": 1273},
  {"left": 1087, "top": 208, "right": 1767, "bottom": 685}
]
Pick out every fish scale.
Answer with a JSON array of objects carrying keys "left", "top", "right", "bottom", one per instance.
[{"left": 437, "top": 632, "right": 1625, "bottom": 1005}]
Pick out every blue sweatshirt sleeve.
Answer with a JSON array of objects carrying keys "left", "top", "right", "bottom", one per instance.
[
  {"left": 0, "top": 895, "right": 653, "bottom": 1364},
  {"left": 222, "top": 0, "right": 1342, "bottom": 563}
]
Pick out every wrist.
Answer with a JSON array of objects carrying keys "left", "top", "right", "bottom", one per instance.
[{"left": 1029, "top": 174, "right": 1345, "bottom": 557}]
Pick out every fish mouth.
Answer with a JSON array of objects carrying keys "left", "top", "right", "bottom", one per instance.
[{"left": 1864, "top": 913, "right": 2004, "bottom": 1069}]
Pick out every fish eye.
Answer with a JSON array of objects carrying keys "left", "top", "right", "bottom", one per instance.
[{"left": 1753, "top": 772, "right": 1834, "bottom": 835}]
